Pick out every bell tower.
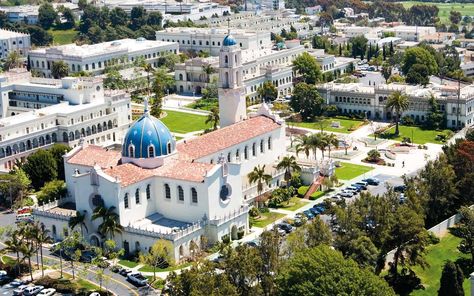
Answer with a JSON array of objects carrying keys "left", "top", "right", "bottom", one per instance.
[{"left": 218, "top": 30, "right": 247, "bottom": 127}]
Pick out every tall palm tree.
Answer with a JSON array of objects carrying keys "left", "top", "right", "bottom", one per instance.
[
  {"left": 202, "top": 64, "right": 216, "bottom": 83},
  {"left": 309, "top": 133, "right": 324, "bottom": 163},
  {"left": 386, "top": 91, "right": 409, "bottom": 135},
  {"left": 92, "top": 206, "right": 123, "bottom": 241},
  {"left": 295, "top": 134, "right": 312, "bottom": 160},
  {"left": 34, "top": 223, "right": 53, "bottom": 277},
  {"left": 20, "top": 242, "right": 36, "bottom": 281},
  {"left": 276, "top": 155, "right": 301, "bottom": 182},
  {"left": 2, "top": 231, "right": 24, "bottom": 276},
  {"left": 205, "top": 107, "right": 220, "bottom": 130},
  {"left": 69, "top": 211, "right": 88, "bottom": 238},
  {"left": 142, "top": 62, "right": 154, "bottom": 97},
  {"left": 325, "top": 133, "right": 339, "bottom": 159},
  {"left": 247, "top": 165, "right": 272, "bottom": 207}
]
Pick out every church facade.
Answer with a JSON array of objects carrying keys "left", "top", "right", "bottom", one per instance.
[{"left": 34, "top": 33, "right": 287, "bottom": 261}]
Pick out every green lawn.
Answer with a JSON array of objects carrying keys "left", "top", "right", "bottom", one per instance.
[
  {"left": 278, "top": 197, "right": 308, "bottom": 212},
  {"left": 118, "top": 259, "right": 139, "bottom": 268},
  {"left": 48, "top": 29, "right": 77, "bottom": 45},
  {"left": 139, "top": 262, "right": 191, "bottom": 273},
  {"left": 379, "top": 125, "right": 452, "bottom": 144},
  {"left": 335, "top": 162, "right": 373, "bottom": 180},
  {"left": 161, "top": 110, "right": 211, "bottom": 134},
  {"left": 411, "top": 233, "right": 471, "bottom": 296},
  {"left": 399, "top": 1, "right": 474, "bottom": 24},
  {"left": 250, "top": 212, "right": 286, "bottom": 228},
  {"left": 289, "top": 117, "right": 366, "bottom": 134}
]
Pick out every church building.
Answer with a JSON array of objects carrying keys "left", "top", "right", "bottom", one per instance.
[{"left": 34, "top": 33, "right": 287, "bottom": 261}]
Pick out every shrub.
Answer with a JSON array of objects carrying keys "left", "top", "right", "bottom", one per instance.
[
  {"left": 249, "top": 207, "right": 260, "bottom": 217},
  {"left": 237, "top": 230, "right": 244, "bottom": 239},
  {"left": 366, "top": 149, "right": 381, "bottom": 162},
  {"left": 37, "top": 180, "right": 67, "bottom": 204},
  {"left": 297, "top": 186, "right": 309, "bottom": 196},
  {"left": 260, "top": 207, "right": 270, "bottom": 213},
  {"left": 222, "top": 234, "right": 230, "bottom": 244},
  {"left": 401, "top": 115, "right": 415, "bottom": 126}
]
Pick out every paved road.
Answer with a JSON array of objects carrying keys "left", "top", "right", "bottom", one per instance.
[{"left": 0, "top": 212, "right": 149, "bottom": 296}]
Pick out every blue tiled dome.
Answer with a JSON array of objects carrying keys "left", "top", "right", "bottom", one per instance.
[
  {"left": 223, "top": 34, "right": 237, "bottom": 46},
  {"left": 122, "top": 112, "right": 175, "bottom": 159}
]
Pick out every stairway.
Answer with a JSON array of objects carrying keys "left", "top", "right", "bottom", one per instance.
[{"left": 303, "top": 175, "right": 324, "bottom": 199}]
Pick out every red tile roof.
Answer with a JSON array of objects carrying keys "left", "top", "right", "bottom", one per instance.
[
  {"left": 67, "top": 145, "right": 121, "bottom": 168},
  {"left": 177, "top": 115, "right": 281, "bottom": 160}
]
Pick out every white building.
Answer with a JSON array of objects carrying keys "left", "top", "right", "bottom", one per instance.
[
  {"left": 383, "top": 25, "right": 436, "bottom": 42},
  {"left": 156, "top": 28, "right": 271, "bottom": 56},
  {"left": 175, "top": 40, "right": 305, "bottom": 102},
  {"left": 28, "top": 38, "right": 179, "bottom": 77},
  {"left": 0, "top": 3, "right": 78, "bottom": 25},
  {"left": 261, "top": 0, "right": 285, "bottom": 11},
  {"left": 0, "top": 29, "right": 31, "bottom": 59},
  {"left": 305, "top": 5, "right": 322, "bottom": 15},
  {"left": 34, "top": 34, "right": 287, "bottom": 262},
  {"left": 0, "top": 70, "right": 131, "bottom": 172},
  {"left": 317, "top": 82, "right": 474, "bottom": 128}
]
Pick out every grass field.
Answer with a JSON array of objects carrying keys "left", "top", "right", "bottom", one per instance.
[
  {"left": 399, "top": 1, "right": 474, "bottom": 23},
  {"left": 118, "top": 259, "right": 139, "bottom": 268},
  {"left": 379, "top": 125, "right": 452, "bottom": 144},
  {"left": 335, "top": 162, "right": 373, "bottom": 180},
  {"left": 411, "top": 233, "right": 471, "bottom": 296},
  {"left": 289, "top": 117, "right": 365, "bottom": 134},
  {"left": 139, "top": 262, "right": 192, "bottom": 273},
  {"left": 250, "top": 212, "right": 285, "bottom": 228},
  {"left": 276, "top": 197, "right": 308, "bottom": 212},
  {"left": 48, "top": 29, "right": 77, "bottom": 45},
  {"left": 161, "top": 110, "right": 211, "bottom": 134}
]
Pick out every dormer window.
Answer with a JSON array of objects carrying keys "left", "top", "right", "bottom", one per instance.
[{"left": 128, "top": 145, "right": 135, "bottom": 158}]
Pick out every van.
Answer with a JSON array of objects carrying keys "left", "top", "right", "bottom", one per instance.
[{"left": 15, "top": 213, "right": 32, "bottom": 223}]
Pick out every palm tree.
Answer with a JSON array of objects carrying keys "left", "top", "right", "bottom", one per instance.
[
  {"left": 4, "top": 51, "right": 21, "bottom": 70},
  {"left": 142, "top": 62, "right": 154, "bottom": 97},
  {"left": 295, "top": 134, "right": 312, "bottom": 160},
  {"left": 202, "top": 64, "right": 216, "bottom": 83},
  {"left": 247, "top": 165, "right": 272, "bottom": 207},
  {"left": 276, "top": 156, "right": 301, "bottom": 183},
  {"left": 309, "top": 133, "right": 324, "bottom": 163},
  {"left": 20, "top": 242, "right": 36, "bottom": 281},
  {"left": 325, "top": 133, "right": 339, "bottom": 159},
  {"left": 92, "top": 206, "right": 124, "bottom": 241},
  {"left": 69, "top": 211, "right": 88, "bottom": 238},
  {"left": 2, "top": 231, "right": 24, "bottom": 276},
  {"left": 386, "top": 91, "right": 409, "bottom": 135},
  {"left": 205, "top": 107, "right": 220, "bottom": 130},
  {"left": 34, "top": 223, "right": 53, "bottom": 277}
]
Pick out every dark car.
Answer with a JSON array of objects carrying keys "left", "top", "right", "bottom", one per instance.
[
  {"left": 245, "top": 240, "right": 259, "bottom": 248},
  {"left": 0, "top": 276, "right": 12, "bottom": 285},
  {"left": 119, "top": 269, "right": 133, "bottom": 276},
  {"left": 110, "top": 265, "right": 121, "bottom": 273},
  {"left": 394, "top": 185, "right": 406, "bottom": 192},
  {"left": 312, "top": 204, "right": 325, "bottom": 214},
  {"left": 362, "top": 178, "right": 380, "bottom": 186},
  {"left": 277, "top": 223, "right": 294, "bottom": 233},
  {"left": 309, "top": 207, "right": 321, "bottom": 216},
  {"left": 80, "top": 250, "right": 97, "bottom": 263},
  {"left": 303, "top": 210, "right": 315, "bottom": 220},
  {"left": 352, "top": 183, "right": 367, "bottom": 190}
]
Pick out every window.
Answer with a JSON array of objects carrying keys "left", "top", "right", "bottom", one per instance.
[
  {"left": 165, "top": 184, "right": 171, "bottom": 199},
  {"left": 244, "top": 146, "right": 248, "bottom": 159},
  {"left": 135, "top": 188, "right": 140, "bottom": 204},
  {"left": 236, "top": 149, "right": 240, "bottom": 159},
  {"left": 146, "top": 184, "right": 151, "bottom": 200},
  {"left": 252, "top": 143, "right": 256, "bottom": 156},
  {"left": 167, "top": 142, "right": 172, "bottom": 153},
  {"left": 177, "top": 186, "right": 184, "bottom": 201},
  {"left": 227, "top": 152, "right": 231, "bottom": 162},
  {"left": 225, "top": 55, "right": 228, "bottom": 64},
  {"left": 268, "top": 137, "right": 272, "bottom": 150},
  {"left": 191, "top": 188, "right": 198, "bottom": 203},
  {"left": 260, "top": 139, "right": 264, "bottom": 153},
  {"left": 148, "top": 145, "right": 155, "bottom": 157},
  {"left": 124, "top": 193, "right": 129, "bottom": 208},
  {"left": 128, "top": 145, "right": 135, "bottom": 158}
]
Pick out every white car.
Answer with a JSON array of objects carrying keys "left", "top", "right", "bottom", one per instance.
[
  {"left": 38, "top": 288, "right": 56, "bottom": 296},
  {"left": 89, "top": 293, "right": 101, "bottom": 296},
  {"left": 0, "top": 270, "right": 7, "bottom": 277},
  {"left": 23, "top": 285, "right": 44, "bottom": 296},
  {"left": 13, "top": 285, "right": 30, "bottom": 295},
  {"left": 127, "top": 272, "right": 149, "bottom": 286}
]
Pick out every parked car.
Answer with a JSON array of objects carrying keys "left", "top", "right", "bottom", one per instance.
[
  {"left": 276, "top": 228, "right": 287, "bottom": 236},
  {"left": 302, "top": 210, "right": 315, "bottom": 220},
  {"left": 362, "top": 178, "right": 380, "bottom": 186},
  {"left": 110, "top": 265, "right": 121, "bottom": 273},
  {"left": 277, "top": 223, "right": 294, "bottom": 233},
  {"left": 312, "top": 204, "right": 325, "bottom": 214},
  {"left": 340, "top": 190, "right": 354, "bottom": 198},
  {"left": 89, "top": 293, "right": 101, "bottom": 296},
  {"left": 329, "top": 194, "right": 341, "bottom": 201},
  {"left": 245, "top": 240, "right": 259, "bottom": 248},
  {"left": 10, "top": 279, "right": 26, "bottom": 287},
  {"left": 394, "top": 185, "right": 406, "bottom": 192},
  {"left": 399, "top": 193, "right": 406, "bottom": 204},
  {"left": 23, "top": 285, "right": 44, "bottom": 296},
  {"left": 80, "top": 250, "right": 97, "bottom": 263},
  {"left": 352, "top": 182, "right": 367, "bottom": 190},
  {"left": 345, "top": 186, "right": 361, "bottom": 192},
  {"left": 0, "top": 275, "right": 12, "bottom": 285},
  {"left": 13, "top": 285, "right": 30, "bottom": 295},
  {"left": 292, "top": 217, "right": 305, "bottom": 227},
  {"left": 37, "top": 288, "right": 56, "bottom": 296},
  {"left": 127, "top": 272, "right": 149, "bottom": 286},
  {"left": 119, "top": 269, "right": 133, "bottom": 276}
]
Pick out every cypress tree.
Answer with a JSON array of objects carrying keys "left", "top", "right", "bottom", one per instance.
[{"left": 438, "top": 261, "right": 464, "bottom": 296}]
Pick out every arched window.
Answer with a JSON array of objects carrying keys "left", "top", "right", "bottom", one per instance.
[
  {"left": 135, "top": 188, "right": 140, "bottom": 204},
  {"left": 227, "top": 152, "right": 231, "bottom": 162},
  {"left": 167, "top": 142, "right": 172, "bottom": 154},
  {"left": 164, "top": 184, "right": 171, "bottom": 199},
  {"left": 128, "top": 145, "right": 135, "bottom": 158},
  {"left": 260, "top": 139, "right": 264, "bottom": 153},
  {"left": 52, "top": 225, "right": 57, "bottom": 238},
  {"left": 191, "top": 188, "right": 198, "bottom": 203},
  {"left": 148, "top": 145, "right": 155, "bottom": 157},
  {"left": 224, "top": 55, "right": 228, "bottom": 64},
  {"left": 268, "top": 137, "right": 272, "bottom": 150},
  {"left": 252, "top": 143, "right": 256, "bottom": 156},
  {"left": 236, "top": 149, "right": 240, "bottom": 160},
  {"left": 146, "top": 184, "right": 151, "bottom": 200},
  {"left": 244, "top": 146, "right": 248, "bottom": 159},
  {"left": 177, "top": 186, "right": 184, "bottom": 201},
  {"left": 124, "top": 193, "right": 129, "bottom": 208}
]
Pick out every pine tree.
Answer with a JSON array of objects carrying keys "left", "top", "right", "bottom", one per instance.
[{"left": 438, "top": 261, "right": 464, "bottom": 296}]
